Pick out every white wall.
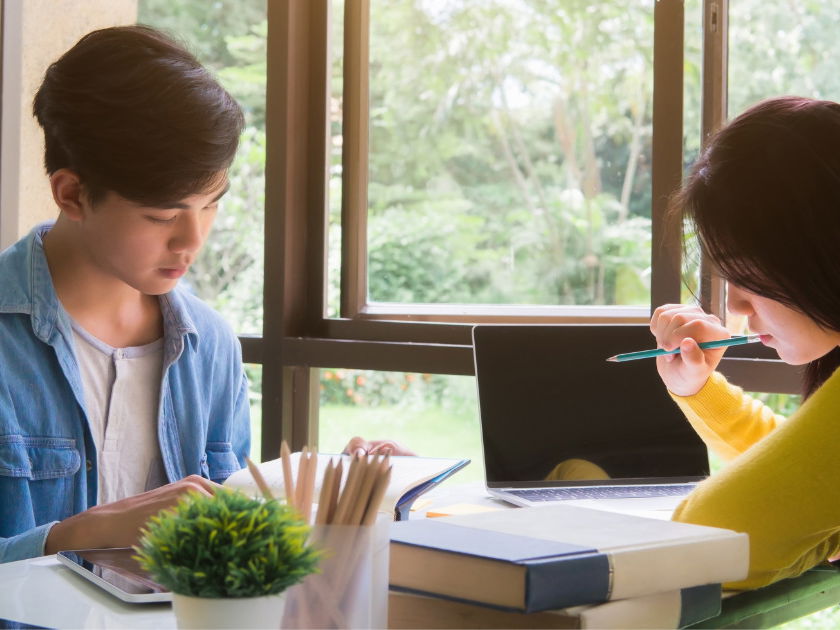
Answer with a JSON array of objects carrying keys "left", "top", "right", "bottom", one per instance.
[{"left": 0, "top": 0, "right": 138, "bottom": 250}]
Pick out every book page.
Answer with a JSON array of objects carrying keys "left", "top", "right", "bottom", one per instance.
[{"left": 224, "top": 453, "right": 468, "bottom": 515}]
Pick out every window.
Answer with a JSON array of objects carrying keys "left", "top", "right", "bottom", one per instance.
[
  {"left": 333, "top": 1, "right": 656, "bottom": 315},
  {"left": 133, "top": 0, "right": 803, "bottom": 457},
  {"left": 267, "top": 0, "right": 799, "bottom": 458}
]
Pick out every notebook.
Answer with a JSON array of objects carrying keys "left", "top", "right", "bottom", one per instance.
[{"left": 472, "top": 324, "right": 709, "bottom": 517}]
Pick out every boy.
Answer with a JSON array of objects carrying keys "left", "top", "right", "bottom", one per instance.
[{"left": 0, "top": 25, "right": 249, "bottom": 562}]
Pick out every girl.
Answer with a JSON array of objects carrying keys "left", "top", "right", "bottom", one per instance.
[{"left": 651, "top": 96, "right": 840, "bottom": 588}]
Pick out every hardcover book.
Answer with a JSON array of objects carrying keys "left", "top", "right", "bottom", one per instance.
[
  {"left": 388, "top": 583, "right": 722, "bottom": 629},
  {"left": 389, "top": 503, "right": 748, "bottom": 612}
]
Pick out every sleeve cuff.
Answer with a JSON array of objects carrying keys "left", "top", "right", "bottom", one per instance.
[
  {"left": 669, "top": 372, "right": 745, "bottom": 421},
  {"left": 0, "top": 521, "right": 58, "bottom": 563}
]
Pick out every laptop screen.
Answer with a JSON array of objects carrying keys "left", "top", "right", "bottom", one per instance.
[{"left": 472, "top": 324, "right": 709, "bottom": 488}]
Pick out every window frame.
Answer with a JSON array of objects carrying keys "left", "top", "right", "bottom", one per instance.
[
  {"left": 338, "top": 0, "right": 678, "bottom": 324},
  {"left": 250, "top": 0, "right": 800, "bottom": 460}
]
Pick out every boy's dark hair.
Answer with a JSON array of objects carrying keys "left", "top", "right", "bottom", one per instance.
[
  {"left": 33, "top": 25, "right": 244, "bottom": 206},
  {"left": 673, "top": 96, "right": 840, "bottom": 397}
]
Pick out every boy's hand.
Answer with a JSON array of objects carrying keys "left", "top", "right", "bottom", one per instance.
[
  {"left": 650, "top": 304, "right": 731, "bottom": 397},
  {"left": 342, "top": 436, "right": 416, "bottom": 457},
  {"left": 44, "top": 475, "right": 219, "bottom": 554}
]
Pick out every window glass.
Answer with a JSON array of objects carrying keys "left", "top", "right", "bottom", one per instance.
[
  {"left": 317, "top": 369, "right": 484, "bottom": 482},
  {"left": 333, "top": 1, "right": 654, "bottom": 308},
  {"left": 728, "top": 1, "right": 840, "bottom": 117},
  {"left": 683, "top": 0, "right": 703, "bottom": 171},
  {"left": 245, "top": 364, "right": 263, "bottom": 461},
  {"left": 328, "top": 0, "right": 346, "bottom": 319},
  {"left": 680, "top": 0, "right": 702, "bottom": 305},
  {"left": 138, "top": 0, "right": 267, "bottom": 335}
]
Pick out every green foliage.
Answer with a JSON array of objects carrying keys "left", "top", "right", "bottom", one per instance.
[
  {"left": 134, "top": 489, "right": 319, "bottom": 598},
  {"left": 349, "top": 0, "right": 657, "bottom": 306},
  {"left": 320, "top": 368, "right": 477, "bottom": 420},
  {"left": 142, "top": 0, "right": 840, "bottom": 323},
  {"left": 137, "top": 0, "right": 265, "bottom": 71},
  {"left": 753, "top": 392, "right": 802, "bottom": 418},
  {"left": 185, "top": 127, "right": 265, "bottom": 334}
]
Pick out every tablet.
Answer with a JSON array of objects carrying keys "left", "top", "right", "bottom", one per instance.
[{"left": 56, "top": 547, "right": 172, "bottom": 603}]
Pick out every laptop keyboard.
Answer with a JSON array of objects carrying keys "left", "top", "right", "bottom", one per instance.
[{"left": 508, "top": 484, "right": 695, "bottom": 502}]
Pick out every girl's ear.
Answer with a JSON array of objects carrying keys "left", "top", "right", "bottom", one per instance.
[{"left": 49, "top": 169, "right": 87, "bottom": 220}]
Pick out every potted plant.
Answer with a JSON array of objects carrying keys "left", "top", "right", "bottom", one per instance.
[{"left": 134, "top": 488, "right": 320, "bottom": 629}]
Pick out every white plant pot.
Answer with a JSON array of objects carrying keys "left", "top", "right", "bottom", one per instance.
[{"left": 172, "top": 591, "right": 287, "bottom": 629}]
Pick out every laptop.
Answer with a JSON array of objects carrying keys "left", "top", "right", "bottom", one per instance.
[{"left": 472, "top": 324, "right": 709, "bottom": 517}]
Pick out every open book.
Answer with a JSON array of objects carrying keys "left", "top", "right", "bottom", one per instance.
[{"left": 224, "top": 452, "right": 470, "bottom": 520}]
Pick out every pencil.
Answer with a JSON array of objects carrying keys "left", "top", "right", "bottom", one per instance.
[
  {"left": 299, "top": 450, "right": 317, "bottom": 524},
  {"left": 361, "top": 458, "right": 392, "bottom": 526},
  {"left": 244, "top": 456, "right": 274, "bottom": 501},
  {"left": 346, "top": 455, "right": 381, "bottom": 526},
  {"left": 606, "top": 334, "right": 762, "bottom": 362},
  {"left": 280, "top": 441, "right": 295, "bottom": 508},
  {"left": 295, "top": 446, "right": 309, "bottom": 510},
  {"left": 326, "top": 459, "right": 343, "bottom": 524},
  {"left": 314, "top": 459, "right": 336, "bottom": 525},
  {"left": 332, "top": 454, "right": 363, "bottom": 525}
]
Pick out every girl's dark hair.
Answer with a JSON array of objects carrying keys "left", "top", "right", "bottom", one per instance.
[
  {"left": 674, "top": 96, "right": 840, "bottom": 397},
  {"left": 33, "top": 25, "right": 244, "bottom": 206}
]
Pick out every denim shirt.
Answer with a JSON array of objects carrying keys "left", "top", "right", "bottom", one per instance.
[{"left": 0, "top": 224, "right": 250, "bottom": 562}]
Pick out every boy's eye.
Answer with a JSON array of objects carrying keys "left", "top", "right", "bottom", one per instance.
[{"left": 146, "top": 215, "right": 177, "bottom": 224}]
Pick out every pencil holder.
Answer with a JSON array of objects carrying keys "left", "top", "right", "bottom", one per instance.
[{"left": 282, "top": 517, "right": 390, "bottom": 629}]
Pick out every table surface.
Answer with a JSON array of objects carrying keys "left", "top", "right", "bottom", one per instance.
[
  {"left": 0, "top": 483, "right": 494, "bottom": 630},
  {"left": 3, "top": 481, "right": 839, "bottom": 629},
  {"left": 0, "top": 554, "right": 175, "bottom": 629}
]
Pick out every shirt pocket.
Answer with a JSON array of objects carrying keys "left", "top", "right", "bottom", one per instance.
[
  {"left": 201, "top": 441, "right": 241, "bottom": 484},
  {"left": 0, "top": 436, "right": 80, "bottom": 530}
]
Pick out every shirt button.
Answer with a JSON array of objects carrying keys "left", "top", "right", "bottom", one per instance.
[{"left": 86, "top": 459, "right": 93, "bottom": 472}]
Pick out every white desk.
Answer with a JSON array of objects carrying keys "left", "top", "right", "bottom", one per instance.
[
  {"left": 0, "top": 483, "right": 492, "bottom": 629},
  {"left": 0, "top": 554, "right": 175, "bottom": 629},
  {"left": 0, "top": 482, "right": 682, "bottom": 629}
]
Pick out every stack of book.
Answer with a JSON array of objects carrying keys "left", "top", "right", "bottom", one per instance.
[{"left": 388, "top": 503, "right": 750, "bottom": 629}]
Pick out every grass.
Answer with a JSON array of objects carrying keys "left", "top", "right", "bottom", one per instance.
[{"left": 318, "top": 403, "right": 485, "bottom": 483}]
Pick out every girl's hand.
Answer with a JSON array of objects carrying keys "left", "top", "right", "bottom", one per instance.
[
  {"left": 650, "top": 304, "right": 731, "bottom": 396},
  {"left": 342, "top": 436, "right": 416, "bottom": 457}
]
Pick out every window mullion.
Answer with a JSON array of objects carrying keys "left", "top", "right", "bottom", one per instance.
[
  {"left": 699, "top": 0, "right": 728, "bottom": 318},
  {"left": 651, "top": 0, "right": 686, "bottom": 312},
  {"left": 339, "top": 0, "right": 370, "bottom": 318}
]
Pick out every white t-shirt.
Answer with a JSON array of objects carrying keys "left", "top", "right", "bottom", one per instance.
[{"left": 71, "top": 321, "right": 167, "bottom": 505}]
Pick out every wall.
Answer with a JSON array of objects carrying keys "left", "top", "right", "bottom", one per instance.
[{"left": 0, "top": 0, "right": 138, "bottom": 249}]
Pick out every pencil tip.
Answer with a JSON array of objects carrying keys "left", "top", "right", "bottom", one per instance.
[{"left": 605, "top": 356, "right": 618, "bottom": 362}]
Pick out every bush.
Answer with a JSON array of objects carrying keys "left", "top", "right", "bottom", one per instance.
[{"left": 134, "top": 488, "right": 320, "bottom": 598}]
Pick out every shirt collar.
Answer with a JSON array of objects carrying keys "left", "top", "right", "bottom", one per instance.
[
  {"left": 4, "top": 221, "right": 199, "bottom": 357},
  {"left": 29, "top": 222, "right": 66, "bottom": 344}
]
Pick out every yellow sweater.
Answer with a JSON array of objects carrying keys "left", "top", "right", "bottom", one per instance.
[{"left": 670, "top": 369, "right": 840, "bottom": 589}]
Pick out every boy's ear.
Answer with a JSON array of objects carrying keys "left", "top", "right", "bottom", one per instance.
[{"left": 49, "top": 169, "right": 87, "bottom": 220}]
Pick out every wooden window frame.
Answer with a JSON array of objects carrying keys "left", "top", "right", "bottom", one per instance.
[{"left": 248, "top": 0, "right": 799, "bottom": 459}]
